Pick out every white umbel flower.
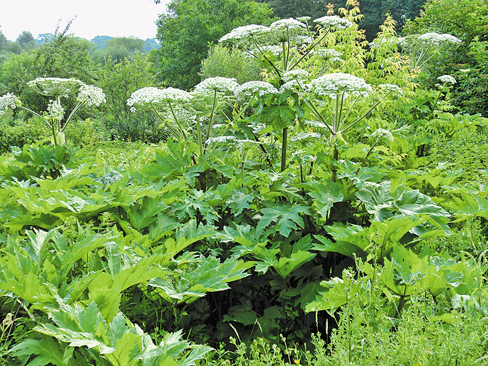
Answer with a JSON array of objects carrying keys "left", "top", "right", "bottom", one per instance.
[
  {"left": 418, "top": 32, "right": 461, "bottom": 46},
  {"left": 437, "top": 75, "right": 456, "bottom": 84},
  {"left": 194, "top": 77, "right": 239, "bottom": 95},
  {"left": 379, "top": 83, "right": 404, "bottom": 96},
  {"left": 47, "top": 99, "right": 65, "bottom": 119},
  {"left": 78, "top": 85, "right": 106, "bottom": 107},
  {"left": 309, "top": 73, "right": 373, "bottom": 98},
  {"left": 282, "top": 69, "right": 310, "bottom": 82},
  {"left": 312, "top": 48, "right": 343, "bottom": 59},
  {"left": 270, "top": 18, "right": 307, "bottom": 31},
  {"left": 28, "top": 77, "right": 83, "bottom": 97},
  {"left": 127, "top": 87, "right": 192, "bottom": 108},
  {"left": 234, "top": 81, "right": 278, "bottom": 100},
  {"left": 0, "top": 93, "right": 18, "bottom": 115},
  {"left": 314, "top": 16, "right": 353, "bottom": 29},
  {"left": 219, "top": 24, "right": 269, "bottom": 43}
]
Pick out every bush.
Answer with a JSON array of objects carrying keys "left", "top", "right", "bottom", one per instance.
[
  {"left": 200, "top": 44, "right": 263, "bottom": 84},
  {"left": 0, "top": 117, "right": 49, "bottom": 155}
]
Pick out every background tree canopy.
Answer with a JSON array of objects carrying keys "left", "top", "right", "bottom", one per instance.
[
  {"left": 257, "top": 0, "right": 425, "bottom": 40},
  {"left": 151, "top": 0, "right": 274, "bottom": 90}
]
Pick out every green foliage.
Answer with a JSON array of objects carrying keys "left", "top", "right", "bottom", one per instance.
[
  {"left": 92, "top": 37, "right": 146, "bottom": 64},
  {"left": 152, "top": 0, "right": 274, "bottom": 90},
  {"left": 200, "top": 44, "right": 263, "bottom": 84}
]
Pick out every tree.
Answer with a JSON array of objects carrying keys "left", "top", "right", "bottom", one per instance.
[
  {"left": 258, "top": 0, "right": 425, "bottom": 40},
  {"left": 16, "top": 31, "right": 36, "bottom": 51},
  {"left": 0, "top": 24, "right": 95, "bottom": 115},
  {"left": 152, "top": 0, "right": 274, "bottom": 90},
  {"left": 92, "top": 36, "right": 146, "bottom": 64}
]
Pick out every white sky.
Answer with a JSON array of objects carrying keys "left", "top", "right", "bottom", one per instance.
[{"left": 0, "top": 0, "right": 171, "bottom": 41}]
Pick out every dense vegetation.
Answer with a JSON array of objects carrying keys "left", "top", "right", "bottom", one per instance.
[{"left": 0, "top": 0, "right": 488, "bottom": 364}]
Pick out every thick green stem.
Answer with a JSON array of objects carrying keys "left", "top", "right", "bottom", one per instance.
[
  {"left": 168, "top": 101, "right": 187, "bottom": 140},
  {"left": 203, "top": 90, "right": 218, "bottom": 154},
  {"left": 281, "top": 127, "right": 288, "bottom": 172}
]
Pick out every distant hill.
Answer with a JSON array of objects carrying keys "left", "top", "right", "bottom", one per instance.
[{"left": 35, "top": 33, "right": 160, "bottom": 52}]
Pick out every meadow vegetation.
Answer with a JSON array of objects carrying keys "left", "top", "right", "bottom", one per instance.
[{"left": 0, "top": 0, "right": 487, "bottom": 364}]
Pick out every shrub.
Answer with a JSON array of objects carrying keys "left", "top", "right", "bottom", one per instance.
[{"left": 200, "top": 44, "right": 263, "bottom": 84}]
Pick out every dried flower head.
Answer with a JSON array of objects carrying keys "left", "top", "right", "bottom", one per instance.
[
  {"left": 28, "top": 77, "right": 83, "bottom": 97},
  {"left": 0, "top": 93, "right": 18, "bottom": 115},
  {"left": 309, "top": 73, "right": 373, "bottom": 98},
  {"left": 194, "top": 77, "right": 239, "bottom": 95},
  {"left": 314, "top": 16, "right": 353, "bottom": 29}
]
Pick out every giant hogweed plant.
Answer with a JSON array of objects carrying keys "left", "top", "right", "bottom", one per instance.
[{"left": 0, "top": 77, "right": 106, "bottom": 146}]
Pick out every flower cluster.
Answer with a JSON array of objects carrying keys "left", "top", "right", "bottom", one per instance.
[
  {"left": 312, "top": 48, "right": 343, "bottom": 59},
  {"left": 219, "top": 24, "right": 269, "bottom": 43},
  {"left": 379, "top": 83, "right": 404, "bottom": 96},
  {"left": 127, "top": 87, "right": 192, "bottom": 110},
  {"left": 28, "top": 77, "right": 83, "bottom": 97},
  {"left": 47, "top": 99, "right": 65, "bottom": 120},
  {"left": 0, "top": 93, "right": 18, "bottom": 115},
  {"left": 282, "top": 69, "right": 310, "bottom": 82},
  {"left": 370, "top": 128, "right": 394, "bottom": 141},
  {"left": 78, "top": 85, "right": 106, "bottom": 107},
  {"left": 309, "top": 73, "right": 373, "bottom": 98},
  {"left": 234, "top": 81, "right": 278, "bottom": 100},
  {"left": 314, "top": 16, "right": 353, "bottom": 29},
  {"left": 290, "top": 132, "right": 322, "bottom": 143},
  {"left": 270, "top": 18, "right": 307, "bottom": 31},
  {"left": 437, "top": 75, "right": 456, "bottom": 85},
  {"left": 418, "top": 32, "right": 461, "bottom": 46},
  {"left": 280, "top": 80, "right": 306, "bottom": 94},
  {"left": 194, "top": 77, "right": 239, "bottom": 95}
]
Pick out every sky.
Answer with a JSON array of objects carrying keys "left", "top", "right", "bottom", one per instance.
[{"left": 0, "top": 0, "right": 171, "bottom": 41}]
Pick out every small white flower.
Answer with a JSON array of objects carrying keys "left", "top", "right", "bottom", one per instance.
[
  {"left": 459, "top": 68, "right": 471, "bottom": 73},
  {"left": 0, "top": 93, "right": 18, "bottom": 115},
  {"left": 379, "top": 83, "right": 404, "bottom": 95},
  {"left": 291, "top": 35, "right": 314, "bottom": 46},
  {"left": 290, "top": 132, "right": 321, "bottom": 142},
  {"left": 280, "top": 80, "right": 305, "bottom": 94},
  {"left": 304, "top": 120, "right": 328, "bottom": 129},
  {"left": 309, "top": 73, "right": 373, "bottom": 98},
  {"left": 234, "top": 81, "right": 278, "bottom": 100},
  {"left": 282, "top": 69, "right": 310, "bottom": 82},
  {"left": 219, "top": 24, "right": 269, "bottom": 43},
  {"left": 206, "top": 135, "right": 237, "bottom": 144},
  {"left": 312, "top": 48, "right": 343, "bottom": 59},
  {"left": 28, "top": 77, "right": 83, "bottom": 97},
  {"left": 437, "top": 75, "right": 456, "bottom": 84},
  {"left": 78, "top": 84, "right": 106, "bottom": 107},
  {"left": 371, "top": 128, "right": 394, "bottom": 141},
  {"left": 314, "top": 16, "right": 353, "bottom": 29},
  {"left": 257, "top": 45, "right": 282, "bottom": 56},
  {"left": 194, "top": 77, "right": 239, "bottom": 95},
  {"left": 47, "top": 99, "right": 65, "bottom": 119},
  {"left": 296, "top": 16, "right": 311, "bottom": 22}
]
